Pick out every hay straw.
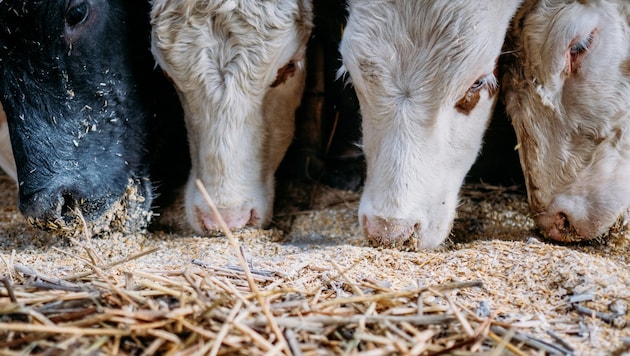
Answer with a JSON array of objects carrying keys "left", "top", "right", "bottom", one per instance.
[
  {"left": 63, "top": 247, "right": 160, "bottom": 281},
  {"left": 196, "top": 179, "right": 291, "bottom": 355},
  {"left": 0, "top": 238, "right": 567, "bottom": 354},
  {"left": 0, "top": 175, "right": 627, "bottom": 354}
]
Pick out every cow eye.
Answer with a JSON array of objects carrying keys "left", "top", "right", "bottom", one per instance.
[
  {"left": 470, "top": 79, "right": 484, "bottom": 91},
  {"left": 455, "top": 72, "right": 498, "bottom": 114},
  {"left": 469, "top": 73, "right": 497, "bottom": 93},
  {"left": 66, "top": 1, "right": 90, "bottom": 27}
]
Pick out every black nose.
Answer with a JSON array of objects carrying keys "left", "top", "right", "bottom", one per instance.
[{"left": 19, "top": 186, "right": 99, "bottom": 225}]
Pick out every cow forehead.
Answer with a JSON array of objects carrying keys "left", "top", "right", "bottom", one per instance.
[
  {"left": 0, "top": 0, "right": 117, "bottom": 60},
  {"left": 512, "top": 0, "right": 629, "bottom": 95},
  {"left": 522, "top": 1, "right": 601, "bottom": 54},
  {"left": 0, "top": 1, "right": 49, "bottom": 45},
  {"left": 520, "top": 0, "right": 627, "bottom": 57},
  {"left": 0, "top": 0, "right": 77, "bottom": 35},
  {"left": 151, "top": 0, "right": 311, "bottom": 91},
  {"left": 345, "top": 1, "right": 515, "bottom": 101},
  {"left": 152, "top": 0, "right": 311, "bottom": 42}
]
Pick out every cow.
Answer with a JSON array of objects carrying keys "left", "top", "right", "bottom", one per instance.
[
  {"left": 339, "top": 0, "right": 523, "bottom": 249},
  {"left": 150, "top": 0, "right": 313, "bottom": 234},
  {"left": 0, "top": 0, "right": 188, "bottom": 237},
  {"left": 502, "top": 0, "right": 630, "bottom": 242}
]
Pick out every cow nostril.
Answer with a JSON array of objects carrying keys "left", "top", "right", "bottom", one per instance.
[
  {"left": 543, "top": 211, "right": 581, "bottom": 242},
  {"left": 247, "top": 209, "right": 258, "bottom": 226},
  {"left": 59, "top": 192, "right": 77, "bottom": 218},
  {"left": 555, "top": 212, "right": 570, "bottom": 231}
]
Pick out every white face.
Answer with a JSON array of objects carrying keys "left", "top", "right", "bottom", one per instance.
[
  {"left": 503, "top": 0, "right": 630, "bottom": 242},
  {"left": 340, "top": 0, "right": 522, "bottom": 249},
  {"left": 151, "top": 0, "right": 312, "bottom": 234}
]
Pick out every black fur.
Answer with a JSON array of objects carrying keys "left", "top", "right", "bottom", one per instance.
[{"left": 0, "top": 0, "right": 188, "bottom": 227}]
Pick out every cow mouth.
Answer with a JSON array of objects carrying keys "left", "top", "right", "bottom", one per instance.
[{"left": 25, "top": 178, "right": 152, "bottom": 237}]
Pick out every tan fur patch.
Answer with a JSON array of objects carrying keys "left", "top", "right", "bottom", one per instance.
[
  {"left": 270, "top": 61, "right": 296, "bottom": 88},
  {"left": 455, "top": 90, "right": 480, "bottom": 115},
  {"left": 621, "top": 58, "right": 630, "bottom": 78}
]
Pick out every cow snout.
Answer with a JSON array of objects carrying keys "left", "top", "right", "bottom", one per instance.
[
  {"left": 535, "top": 194, "right": 627, "bottom": 242},
  {"left": 361, "top": 215, "right": 419, "bottom": 248},
  {"left": 536, "top": 211, "right": 577, "bottom": 242},
  {"left": 196, "top": 206, "right": 258, "bottom": 234},
  {"left": 17, "top": 177, "right": 152, "bottom": 236},
  {"left": 19, "top": 187, "right": 104, "bottom": 225}
]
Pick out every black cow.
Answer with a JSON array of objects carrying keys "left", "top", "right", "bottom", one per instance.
[{"left": 0, "top": 0, "right": 188, "bottom": 236}]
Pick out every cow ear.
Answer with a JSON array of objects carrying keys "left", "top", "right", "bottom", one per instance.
[{"left": 566, "top": 30, "right": 596, "bottom": 75}]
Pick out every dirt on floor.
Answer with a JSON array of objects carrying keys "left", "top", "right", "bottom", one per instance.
[{"left": 0, "top": 173, "right": 629, "bottom": 355}]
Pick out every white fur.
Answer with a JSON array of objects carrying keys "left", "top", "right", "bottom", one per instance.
[
  {"left": 0, "top": 102, "right": 16, "bottom": 181},
  {"left": 151, "top": 0, "right": 312, "bottom": 233},
  {"left": 503, "top": 0, "right": 630, "bottom": 240},
  {"left": 340, "top": 0, "right": 522, "bottom": 249}
]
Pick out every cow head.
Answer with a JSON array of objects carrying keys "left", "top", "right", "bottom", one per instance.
[
  {"left": 340, "top": 0, "right": 522, "bottom": 249},
  {"left": 0, "top": 0, "right": 156, "bottom": 236},
  {"left": 502, "top": 0, "right": 630, "bottom": 242},
  {"left": 151, "top": 0, "right": 313, "bottom": 234}
]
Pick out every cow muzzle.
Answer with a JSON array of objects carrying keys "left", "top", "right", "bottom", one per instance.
[
  {"left": 535, "top": 194, "right": 630, "bottom": 242},
  {"left": 20, "top": 178, "right": 152, "bottom": 237}
]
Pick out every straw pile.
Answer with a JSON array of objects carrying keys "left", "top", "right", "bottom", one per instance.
[{"left": 1, "top": 174, "right": 629, "bottom": 355}]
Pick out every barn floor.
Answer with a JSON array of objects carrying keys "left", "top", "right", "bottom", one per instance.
[{"left": 0, "top": 172, "right": 629, "bottom": 355}]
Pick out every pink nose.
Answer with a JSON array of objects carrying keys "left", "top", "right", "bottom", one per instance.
[
  {"left": 535, "top": 194, "right": 629, "bottom": 242},
  {"left": 536, "top": 210, "right": 605, "bottom": 243},
  {"left": 197, "top": 207, "right": 256, "bottom": 233},
  {"left": 537, "top": 212, "right": 577, "bottom": 242},
  {"left": 537, "top": 212, "right": 581, "bottom": 242},
  {"left": 361, "top": 215, "right": 418, "bottom": 247}
]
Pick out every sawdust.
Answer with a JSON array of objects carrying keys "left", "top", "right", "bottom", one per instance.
[{"left": 0, "top": 174, "right": 629, "bottom": 354}]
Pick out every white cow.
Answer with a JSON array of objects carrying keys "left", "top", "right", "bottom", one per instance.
[
  {"left": 340, "top": 0, "right": 523, "bottom": 248},
  {"left": 502, "top": 0, "right": 630, "bottom": 242},
  {"left": 151, "top": 0, "right": 313, "bottom": 234}
]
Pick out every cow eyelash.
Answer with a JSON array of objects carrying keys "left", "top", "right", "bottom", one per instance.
[
  {"left": 469, "top": 73, "right": 497, "bottom": 93},
  {"left": 570, "top": 32, "right": 594, "bottom": 57}
]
